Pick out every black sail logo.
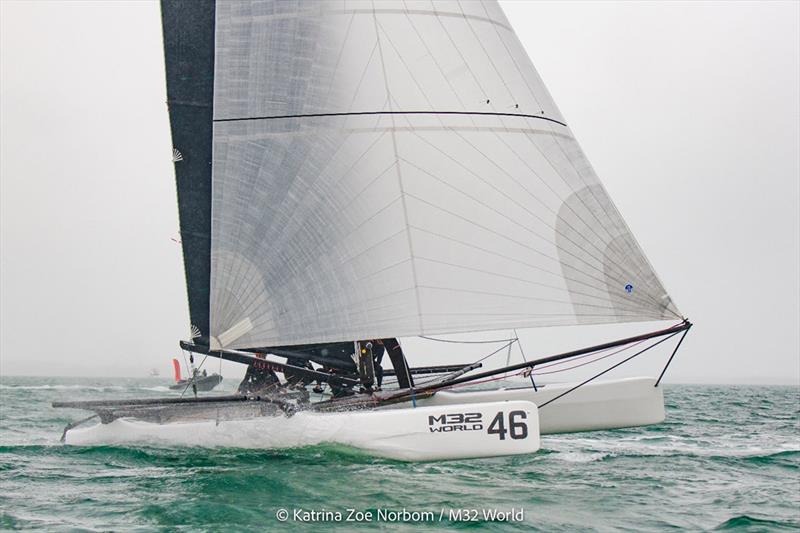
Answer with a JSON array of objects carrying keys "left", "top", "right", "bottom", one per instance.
[{"left": 428, "top": 413, "right": 483, "bottom": 433}]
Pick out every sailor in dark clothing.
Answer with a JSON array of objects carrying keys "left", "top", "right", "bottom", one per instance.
[
  {"left": 236, "top": 338, "right": 414, "bottom": 397},
  {"left": 370, "top": 340, "right": 387, "bottom": 387},
  {"left": 386, "top": 338, "right": 414, "bottom": 389},
  {"left": 373, "top": 338, "right": 414, "bottom": 389},
  {"left": 283, "top": 356, "right": 317, "bottom": 390},
  {"left": 237, "top": 358, "right": 280, "bottom": 395},
  {"left": 351, "top": 338, "right": 414, "bottom": 391}
]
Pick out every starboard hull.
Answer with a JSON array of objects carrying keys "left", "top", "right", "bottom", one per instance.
[
  {"left": 63, "top": 400, "right": 540, "bottom": 461},
  {"left": 415, "top": 376, "right": 665, "bottom": 434}
]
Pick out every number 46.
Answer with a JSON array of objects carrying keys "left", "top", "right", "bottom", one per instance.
[{"left": 487, "top": 410, "right": 528, "bottom": 440}]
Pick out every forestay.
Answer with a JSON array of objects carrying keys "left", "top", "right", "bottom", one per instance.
[{"left": 201, "top": 0, "right": 681, "bottom": 349}]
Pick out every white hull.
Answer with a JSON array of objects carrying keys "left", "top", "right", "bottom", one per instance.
[
  {"left": 65, "top": 400, "right": 539, "bottom": 461},
  {"left": 415, "top": 376, "right": 665, "bottom": 434}
]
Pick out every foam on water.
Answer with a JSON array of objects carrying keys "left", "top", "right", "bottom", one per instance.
[{"left": 66, "top": 411, "right": 354, "bottom": 449}]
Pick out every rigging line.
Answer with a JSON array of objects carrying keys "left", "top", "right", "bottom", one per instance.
[
  {"left": 533, "top": 339, "right": 647, "bottom": 375},
  {"left": 655, "top": 324, "right": 691, "bottom": 387},
  {"left": 514, "top": 328, "right": 537, "bottom": 390},
  {"left": 410, "top": 343, "right": 514, "bottom": 388},
  {"left": 181, "top": 351, "right": 189, "bottom": 382},
  {"left": 389, "top": 320, "right": 690, "bottom": 399},
  {"left": 537, "top": 331, "right": 680, "bottom": 409},
  {"left": 443, "top": 370, "right": 527, "bottom": 390},
  {"left": 534, "top": 338, "right": 644, "bottom": 371},
  {"left": 420, "top": 335, "right": 518, "bottom": 344},
  {"left": 410, "top": 341, "right": 517, "bottom": 389},
  {"left": 179, "top": 355, "right": 208, "bottom": 399},
  {"left": 213, "top": 110, "right": 567, "bottom": 128},
  {"left": 473, "top": 340, "right": 516, "bottom": 365}
]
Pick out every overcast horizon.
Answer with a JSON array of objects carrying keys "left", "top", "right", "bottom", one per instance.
[{"left": 1, "top": 1, "right": 798, "bottom": 385}]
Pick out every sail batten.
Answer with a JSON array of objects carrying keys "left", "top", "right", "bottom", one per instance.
[
  {"left": 213, "top": 110, "right": 568, "bottom": 127},
  {"left": 160, "top": 0, "right": 681, "bottom": 349}
]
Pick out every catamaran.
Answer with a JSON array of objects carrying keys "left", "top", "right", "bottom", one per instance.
[{"left": 55, "top": 0, "right": 691, "bottom": 461}]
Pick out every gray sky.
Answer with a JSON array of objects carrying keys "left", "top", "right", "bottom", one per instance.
[{"left": 1, "top": 1, "right": 798, "bottom": 384}]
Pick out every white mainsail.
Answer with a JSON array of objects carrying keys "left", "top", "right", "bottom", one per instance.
[{"left": 208, "top": 0, "right": 681, "bottom": 349}]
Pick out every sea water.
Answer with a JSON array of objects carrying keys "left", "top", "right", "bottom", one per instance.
[{"left": 0, "top": 376, "right": 797, "bottom": 532}]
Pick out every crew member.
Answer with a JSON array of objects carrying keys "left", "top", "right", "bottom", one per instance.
[
  {"left": 238, "top": 356, "right": 280, "bottom": 395},
  {"left": 379, "top": 338, "right": 414, "bottom": 389}
]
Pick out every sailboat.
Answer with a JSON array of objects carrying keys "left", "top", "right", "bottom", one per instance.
[{"left": 54, "top": 0, "right": 691, "bottom": 461}]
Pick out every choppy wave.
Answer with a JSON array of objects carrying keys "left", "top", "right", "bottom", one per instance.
[
  {"left": 544, "top": 434, "right": 800, "bottom": 463},
  {"left": 0, "top": 379, "right": 797, "bottom": 532},
  {"left": 714, "top": 515, "right": 799, "bottom": 531}
]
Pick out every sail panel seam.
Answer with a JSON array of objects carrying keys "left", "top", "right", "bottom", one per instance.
[
  {"left": 213, "top": 110, "right": 568, "bottom": 128},
  {"left": 372, "top": 0, "right": 425, "bottom": 336}
]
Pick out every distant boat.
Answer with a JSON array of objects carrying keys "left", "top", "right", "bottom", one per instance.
[
  {"left": 148, "top": 368, "right": 160, "bottom": 377},
  {"left": 168, "top": 358, "right": 222, "bottom": 393}
]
